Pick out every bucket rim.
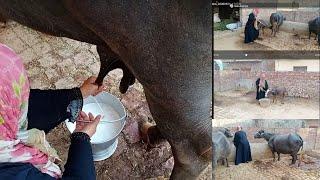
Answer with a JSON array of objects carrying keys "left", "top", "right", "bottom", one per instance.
[
  {"left": 90, "top": 117, "right": 126, "bottom": 144},
  {"left": 86, "top": 92, "right": 127, "bottom": 123}
]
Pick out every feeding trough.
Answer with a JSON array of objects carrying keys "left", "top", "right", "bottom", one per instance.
[{"left": 65, "top": 92, "right": 126, "bottom": 161}]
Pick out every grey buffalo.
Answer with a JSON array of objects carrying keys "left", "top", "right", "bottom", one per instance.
[
  {"left": 254, "top": 130, "right": 303, "bottom": 165},
  {"left": 266, "top": 87, "right": 287, "bottom": 104},
  {"left": 270, "top": 12, "right": 285, "bottom": 37},
  {"left": 212, "top": 128, "right": 233, "bottom": 179},
  {"left": 0, "top": 1, "right": 211, "bottom": 179},
  {"left": 308, "top": 16, "right": 320, "bottom": 46}
]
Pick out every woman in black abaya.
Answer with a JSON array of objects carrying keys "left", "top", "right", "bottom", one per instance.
[
  {"left": 244, "top": 12, "right": 259, "bottom": 43},
  {"left": 234, "top": 126, "right": 252, "bottom": 165},
  {"left": 256, "top": 73, "right": 269, "bottom": 100}
]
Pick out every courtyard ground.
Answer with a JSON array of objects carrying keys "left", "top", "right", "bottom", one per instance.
[
  {"left": 214, "top": 90, "right": 319, "bottom": 119},
  {"left": 0, "top": 21, "right": 211, "bottom": 179},
  {"left": 215, "top": 152, "right": 320, "bottom": 180},
  {"left": 214, "top": 28, "right": 319, "bottom": 51}
]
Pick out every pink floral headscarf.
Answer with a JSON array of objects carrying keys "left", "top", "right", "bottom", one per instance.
[
  {"left": 253, "top": 8, "right": 260, "bottom": 17},
  {"left": 0, "top": 44, "right": 61, "bottom": 178}
]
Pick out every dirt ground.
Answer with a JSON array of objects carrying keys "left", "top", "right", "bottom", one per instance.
[
  {"left": 254, "top": 29, "right": 319, "bottom": 51},
  {"left": 0, "top": 21, "right": 211, "bottom": 179},
  {"left": 215, "top": 153, "right": 320, "bottom": 180},
  {"left": 214, "top": 28, "right": 319, "bottom": 51},
  {"left": 214, "top": 90, "right": 319, "bottom": 119},
  {"left": 214, "top": 30, "right": 272, "bottom": 51}
]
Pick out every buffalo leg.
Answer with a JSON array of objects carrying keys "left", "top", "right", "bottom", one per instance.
[
  {"left": 170, "top": 142, "right": 210, "bottom": 180},
  {"left": 292, "top": 154, "right": 297, "bottom": 164},
  {"left": 277, "top": 152, "right": 281, "bottom": 161},
  {"left": 143, "top": 91, "right": 211, "bottom": 180},
  {"left": 272, "top": 151, "right": 276, "bottom": 161},
  {"left": 212, "top": 158, "right": 217, "bottom": 180},
  {"left": 95, "top": 45, "right": 135, "bottom": 93},
  {"left": 226, "top": 158, "right": 229, "bottom": 167}
]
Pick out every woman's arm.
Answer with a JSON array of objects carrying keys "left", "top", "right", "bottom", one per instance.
[
  {"left": 254, "top": 20, "right": 259, "bottom": 30},
  {"left": 62, "top": 132, "right": 96, "bottom": 180},
  {"left": 62, "top": 111, "right": 100, "bottom": 180},
  {"left": 27, "top": 88, "right": 83, "bottom": 133},
  {"left": 27, "top": 77, "right": 103, "bottom": 133}
]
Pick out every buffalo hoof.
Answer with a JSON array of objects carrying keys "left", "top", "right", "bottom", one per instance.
[{"left": 289, "top": 163, "right": 297, "bottom": 167}]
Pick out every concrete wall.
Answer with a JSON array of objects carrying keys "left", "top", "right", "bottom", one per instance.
[
  {"left": 227, "top": 142, "right": 313, "bottom": 162},
  {"left": 275, "top": 60, "right": 320, "bottom": 72},
  {"left": 213, "top": 119, "right": 318, "bottom": 128},
  {"left": 220, "top": 60, "right": 275, "bottom": 72},
  {"left": 214, "top": 70, "right": 320, "bottom": 98},
  {"left": 213, "top": 120, "right": 320, "bottom": 161},
  {"left": 279, "top": 9, "right": 320, "bottom": 23},
  {"left": 213, "top": 119, "right": 320, "bottom": 152}
]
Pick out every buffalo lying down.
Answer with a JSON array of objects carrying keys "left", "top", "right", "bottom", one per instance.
[
  {"left": 0, "top": 1, "right": 211, "bottom": 179},
  {"left": 254, "top": 130, "right": 303, "bottom": 165}
]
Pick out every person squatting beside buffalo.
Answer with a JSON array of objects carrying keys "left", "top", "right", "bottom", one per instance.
[
  {"left": 244, "top": 9, "right": 260, "bottom": 43},
  {"left": 0, "top": 44, "right": 104, "bottom": 180},
  {"left": 256, "top": 73, "right": 269, "bottom": 100}
]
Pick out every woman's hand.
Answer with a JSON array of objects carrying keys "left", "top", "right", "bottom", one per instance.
[
  {"left": 80, "top": 76, "right": 104, "bottom": 98},
  {"left": 74, "top": 111, "right": 101, "bottom": 137}
]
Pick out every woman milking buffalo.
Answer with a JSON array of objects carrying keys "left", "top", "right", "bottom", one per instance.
[
  {"left": 256, "top": 73, "right": 269, "bottom": 101},
  {"left": 0, "top": 44, "right": 105, "bottom": 179}
]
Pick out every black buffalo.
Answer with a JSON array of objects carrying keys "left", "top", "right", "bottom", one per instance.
[{"left": 0, "top": 1, "right": 211, "bottom": 179}]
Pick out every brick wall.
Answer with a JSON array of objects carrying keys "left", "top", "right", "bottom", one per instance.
[
  {"left": 241, "top": 7, "right": 277, "bottom": 25},
  {"left": 240, "top": 0, "right": 319, "bottom": 24},
  {"left": 214, "top": 70, "right": 320, "bottom": 98}
]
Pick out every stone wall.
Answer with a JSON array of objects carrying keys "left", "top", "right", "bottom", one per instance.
[{"left": 214, "top": 70, "right": 320, "bottom": 98}]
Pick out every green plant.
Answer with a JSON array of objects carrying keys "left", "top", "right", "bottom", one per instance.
[{"left": 213, "top": 18, "right": 234, "bottom": 31}]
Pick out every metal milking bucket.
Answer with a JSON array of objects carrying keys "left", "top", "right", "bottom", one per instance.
[{"left": 65, "top": 92, "right": 126, "bottom": 161}]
